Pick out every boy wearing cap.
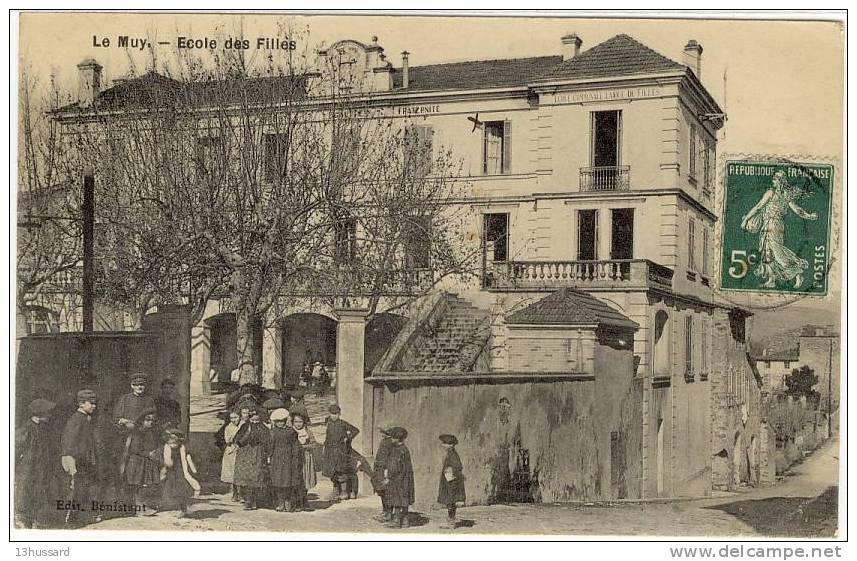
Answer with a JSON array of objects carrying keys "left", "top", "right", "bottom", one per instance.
[
  {"left": 437, "top": 434, "right": 466, "bottom": 529},
  {"left": 383, "top": 427, "right": 415, "bottom": 529},
  {"left": 371, "top": 427, "right": 394, "bottom": 522},
  {"left": 15, "top": 398, "right": 57, "bottom": 528},
  {"left": 60, "top": 390, "right": 99, "bottom": 526},
  {"left": 323, "top": 404, "right": 360, "bottom": 500}
]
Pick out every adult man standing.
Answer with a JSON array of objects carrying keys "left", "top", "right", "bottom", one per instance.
[
  {"left": 60, "top": 390, "right": 99, "bottom": 527},
  {"left": 113, "top": 373, "right": 156, "bottom": 433},
  {"left": 154, "top": 378, "right": 182, "bottom": 430},
  {"left": 112, "top": 373, "right": 156, "bottom": 503},
  {"left": 15, "top": 398, "right": 57, "bottom": 528}
]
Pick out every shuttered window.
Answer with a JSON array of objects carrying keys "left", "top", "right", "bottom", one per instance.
[
  {"left": 404, "top": 124, "right": 433, "bottom": 178},
  {"left": 688, "top": 217, "right": 696, "bottom": 271},
  {"left": 685, "top": 315, "right": 694, "bottom": 379},
  {"left": 483, "top": 120, "right": 511, "bottom": 175}
]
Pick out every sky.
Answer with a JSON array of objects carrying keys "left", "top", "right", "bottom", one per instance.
[{"left": 18, "top": 12, "right": 845, "bottom": 158}]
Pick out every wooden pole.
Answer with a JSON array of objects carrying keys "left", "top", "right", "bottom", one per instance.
[{"left": 82, "top": 172, "right": 94, "bottom": 333}]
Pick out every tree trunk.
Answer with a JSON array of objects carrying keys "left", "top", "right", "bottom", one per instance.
[{"left": 236, "top": 304, "right": 260, "bottom": 385}]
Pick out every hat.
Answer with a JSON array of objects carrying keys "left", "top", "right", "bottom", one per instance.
[
  {"left": 28, "top": 398, "right": 56, "bottom": 416},
  {"left": 262, "top": 397, "right": 285, "bottom": 410},
  {"left": 378, "top": 427, "right": 392, "bottom": 436},
  {"left": 76, "top": 389, "right": 97, "bottom": 403},
  {"left": 130, "top": 372, "right": 150, "bottom": 384},
  {"left": 328, "top": 404, "right": 341, "bottom": 414},
  {"left": 439, "top": 434, "right": 458, "bottom": 445},
  {"left": 388, "top": 427, "right": 408, "bottom": 441},
  {"left": 286, "top": 388, "right": 307, "bottom": 399},
  {"left": 270, "top": 408, "right": 289, "bottom": 422},
  {"left": 291, "top": 411, "right": 308, "bottom": 423}
]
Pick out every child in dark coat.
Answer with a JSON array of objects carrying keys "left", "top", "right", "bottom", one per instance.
[
  {"left": 383, "top": 427, "right": 415, "bottom": 529},
  {"left": 233, "top": 406, "right": 269, "bottom": 510},
  {"left": 322, "top": 404, "right": 360, "bottom": 500},
  {"left": 121, "top": 409, "right": 161, "bottom": 515},
  {"left": 268, "top": 408, "right": 305, "bottom": 512},
  {"left": 372, "top": 427, "right": 394, "bottom": 522},
  {"left": 437, "top": 434, "right": 466, "bottom": 529},
  {"left": 160, "top": 429, "right": 200, "bottom": 518}
]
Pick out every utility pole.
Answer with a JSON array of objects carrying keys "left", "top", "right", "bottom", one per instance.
[
  {"left": 827, "top": 337, "right": 833, "bottom": 438},
  {"left": 82, "top": 172, "right": 94, "bottom": 333}
]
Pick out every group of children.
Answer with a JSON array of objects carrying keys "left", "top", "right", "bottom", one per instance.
[
  {"left": 371, "top": 427, "right": 467, "bottom": 530},
  {"left": 219, "top": 393, "right": 318, "bottom": 512},
  {"left": 121, "top": 408, "right": 201, "bottom": 517}
]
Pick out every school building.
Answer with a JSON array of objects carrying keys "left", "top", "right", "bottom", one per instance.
[{"left": 39, "top": 32, "right": 767, "bottom": 502}]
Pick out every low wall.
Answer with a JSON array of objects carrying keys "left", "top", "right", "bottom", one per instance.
[{"left": 368, "top": 370, "right": 643, "bottom": 506}]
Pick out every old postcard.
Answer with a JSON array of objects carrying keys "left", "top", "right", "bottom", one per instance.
[{"left": 12, "top": 11, "right": 844, "bottom": 539}]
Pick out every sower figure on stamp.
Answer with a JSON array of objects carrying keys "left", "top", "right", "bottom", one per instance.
[
  {"left": 437, "top": 434, "right": 466, "bottom": 529},
  {"left": 15, "top": 398, "right": 57, "bottom": 528},
  {"left": 384, "top": 427, "right": 415, "bottom": 529},
  {"left": 371, "top": 427, "right": 394, "bottom": 522},
  {"left": 322, "top": 404, "right": 360, "bottom": 500},
  {"left": 60, "top": 390, "right": 99, "bottom": 527},
  {"left": 741, "top": 169, "right": 819, "bottom": 289}
]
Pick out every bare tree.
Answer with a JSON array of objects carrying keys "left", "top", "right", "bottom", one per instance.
[
  {"left": 16, "top": 69, "right": 82, "bottom": 337},
  {"left": 49, "top": 23, "right": 475, "bottom": 384}
]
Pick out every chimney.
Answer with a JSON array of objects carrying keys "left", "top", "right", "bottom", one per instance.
[
  {"left": 683, "top": 40, "right": 703, "bottom": 79},
  {"left": 401, "top": 51, "right": 410, "bottom": 88},
  {"left": 561, "top": 33, "right": 583, "bottom": 61},
  {"left": 366, "top": 36, "right": 383, "bottom": 69},
  {"left": 77, "top": 58, "right": 102, "bottom": 108}
]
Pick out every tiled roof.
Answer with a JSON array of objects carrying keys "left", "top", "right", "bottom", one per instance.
[
  {"left": 58, "top": 71, "right": 307, "bottom": 112},
  {"left": 506, "top": 288, "right": 638, "bottom": 330},
  {"left": 392, "top": 55, "right": 563, "bottom": 91},
  {"left": 750, "top": 350, "right": 799, "bottom": 362},
  {"left": 58, "top": 34, "right": 687, "bottom": 111},
  {"left": 538, "top": 34, "right": 684, "bottom": 81}
]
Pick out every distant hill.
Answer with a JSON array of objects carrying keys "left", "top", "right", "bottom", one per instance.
[{"left": 746, "top": 296, "right": 840, "bottom": 354}]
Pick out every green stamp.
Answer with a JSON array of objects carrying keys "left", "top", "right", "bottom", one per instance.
[{"left": 720, "top": 160, "right": 833, "bottom": 295}]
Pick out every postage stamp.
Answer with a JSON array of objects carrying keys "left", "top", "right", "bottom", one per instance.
[{"left": 719, "top": 159, "right": 834, "bottom": 295}]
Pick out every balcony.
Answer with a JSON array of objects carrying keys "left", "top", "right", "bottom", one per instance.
[
  {"left": 484, "top": 259, "right": 674, "bottom": 292},
  {"left": 580, "top": 165, "right": 631, "bottom": 191}
]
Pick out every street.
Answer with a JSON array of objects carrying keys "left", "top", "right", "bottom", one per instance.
[{"left": 90, "top": 435, "right": 839, "bottom": 537}]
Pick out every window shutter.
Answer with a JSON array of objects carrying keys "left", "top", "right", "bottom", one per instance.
[
  {"left": 502, "top": 120, "right": 512, "bottom": 174},
  {"left": 689, "top": 125, "right": 697, "bottom": 179},
  {"left": 421, "top": 125, "right": 433, "bottom": 175},
  {"left": 482, "top": 126, "right": 488, "bottom": 175},
  {"left": 688, "top": 217, "right": 696, "bottom": 270}
]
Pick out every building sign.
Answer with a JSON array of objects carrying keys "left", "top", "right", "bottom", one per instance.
[
  {"left": 394, "top": 104, "right": 442, "bottom": 116},
  {"left": 553, "top": 87, "right": 664, "bottom": 104}
]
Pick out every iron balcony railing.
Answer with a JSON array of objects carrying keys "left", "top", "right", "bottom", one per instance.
[
  {"left": 580, "top": 165, "right": 631, "bottom": 191},
  {"left": 484, "top": 259, "right": 674, "bottom": 291}
]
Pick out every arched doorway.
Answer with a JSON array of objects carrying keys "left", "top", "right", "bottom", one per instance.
[
  {"left": 733, "top": 432, "right": 744, "bottom": 486},
  {"left": 207, "top": 313, "right": 237, "bottom": 385},
  {"left": 281, "top": 313, "right": 337, "bottom": 388},
  {"left": 653, "top": 310, "right": 670, "bottom": 377}
]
